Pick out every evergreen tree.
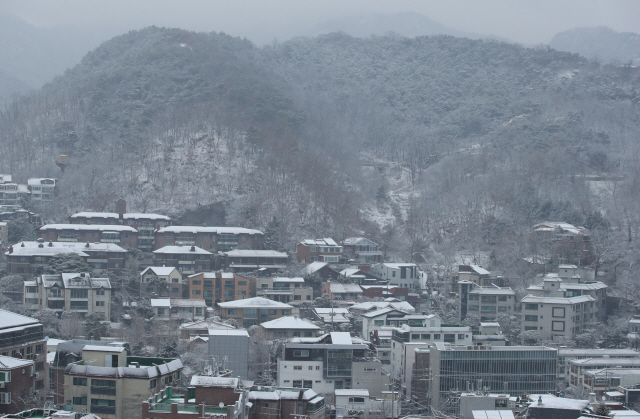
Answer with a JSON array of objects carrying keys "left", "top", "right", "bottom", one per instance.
[{"left": 263, "top": 216, "right": 282, "bottom": 250}]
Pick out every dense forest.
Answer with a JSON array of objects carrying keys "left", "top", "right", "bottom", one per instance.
[{"left": 1, "top": 27, "right": 639, "bottom": 300}]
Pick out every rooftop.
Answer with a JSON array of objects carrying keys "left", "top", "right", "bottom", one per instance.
[
  {"left": 153, "top": 245, "right": 213, "bottom": 255},
  {"left": 190, "top": 375, "right": 239, "bottom": 388},
  {"left": 70, "top": 211, "right": 170, "bottom": 220},
  {"left": 260, "top": 316, "right": 320, "bottom": 330},
  {"left": 0, "top": 355, "right": 34, "bottom": 369},
  {"left": 208, "top": 329, "right": 250, "bottom": 337},
  {"left": 141, "top": 266, "right": 178, "bottom": 276},
  {"left": 218, "top": 297, "right": 293, "bottom": 309},
  {"left": 301, "top": 238, "right": 339, "bottom": 246},
  {"left": 224, "top": 249, "right": 288, "bottom": 258},
  {"left": 39, "top": 223, "right": 137, "bottom": 232},
  {"left": 0, "top": 309, "right": 41, "bottom": 330},
  {"left": 521, "top": 295, "right": 596, "bottom": 304},
  {"left": 335, "top": 389, "right": 370, "bottom": 396},
  {"left": 157, "top": 226, "right": 262, "bottom": 235}
]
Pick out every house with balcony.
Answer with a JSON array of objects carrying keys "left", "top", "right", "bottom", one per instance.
[
  {"left": 248, "top": 386, "right": 325, "bottom": 419},
  {"left": 26, "top": 178, "right": 57, "bottom": 203},
  {"left": 0, "top": 356, "right": 36, "bottom": 415},
  {"left": 296, "top": 238, "right": 343, "bottom": 263},
  {"left": 0, "top": 179, "right": 30, "bottom": 206},
  {"left": 150, "top": 299, "right": 207, "bottom": 322},
  {"left": 217, "top": 297, "right": 293, "bottom": 328},
  {"left": 277, "top": 332, "right": 390, "bottom": 397},
  {"left": 255, "top": 277, "right": 313, "bottom": 303},
  {"left": 140, "top": 266, "right": 184, "bottom": 298},
  {"left": 187, "top": 272, "right": 251, "bottom": 306},
  {"left": 37, "top": 224, "right": 139, "bottom": 249},
  {"left": 153, "top": 245, "right": 213, "bottom": 277},
  {"left": 223, "top": 249, "right": 288, "bottom": 272},
  {"left": 26, "top": 273, "right": 111, "bottom": 320},
  {"left": 154, "top": 226, "right": 264, "bottom": 253},
  {"left": 0, "top": 310, "right": 47, "bottom": 404},
  {"left": 342, "top": 238, "right": 383, "bottom": 263},
  {"left": 65, "top": 345, "right": 183, "bottom": 419}
]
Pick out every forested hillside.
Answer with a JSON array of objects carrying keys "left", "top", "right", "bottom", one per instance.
[{"left": 1, "top": 27, "right": 639, "bottom": 296}]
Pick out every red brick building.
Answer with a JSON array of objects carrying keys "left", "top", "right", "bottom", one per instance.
[
  {"left": 187, "top": 272, "right": 252, "bottom": 307},
  {"left": 296, "top": 238, "right": 343, "bottom": 263},
  {"left": 0, "top": 355, "right": 35, "bottom": 415}
]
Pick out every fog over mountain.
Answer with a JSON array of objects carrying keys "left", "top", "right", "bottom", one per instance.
[{"left": 550, "top": 26, "right": 640, "bottom": 65}]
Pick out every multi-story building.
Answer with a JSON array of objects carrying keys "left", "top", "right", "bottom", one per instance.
[
  {"left": 0, "top": 178, "right": 30, "bottom": 206},
  {"left": 64, "top": 345, "right": 183, "bottom": 419},
  {"left": 533, "top": 222, "right": 593, "bottom": 266},
  {"left": 5, "top": 240, "right": 127, "bottom": 276},
  {"left": 361, "top": 309, "right": 413, "bottom": 340},
  {"left": 458, "top": 282, "right": 516, "bottom": 322},
  {"left": 0, "top": 355, "right": 36, "bottom": 415},
  {"left": 143, "top": 378, "right": 248, "bottom": 419},
  {"left": 342, "top": 238, "right": 383, "bottom": 263},
  {"left": 38, "top": 224, "right": 139, "bottom": 249},
  {"left": 179, "top": 319, "right": 235, "bottom": 340},
  {"left": 277, "top": 332, "right": 390, "bottom": 397},
  {"left": 360, "top": 285, "right": 419, "bottom": 303},
  {"left": 217, "top": 297, "right": 292, "bottom": 328},
  {"left": 526, "top": 266, "right": 607, "bottom": 322},
  {"left": 152, "top": 245, "right": 213, "bottom": 276},
  {"left": 568, "top": 357, "right": 640, "bottom": 391},
  {"left": 296, "top": 238, "right": 343, "bottom": 263},
  {"left": 321, "top": 282, "right": 363, "bottom": 300},
  {"left": 411, "top": 344, "right": 558, "bottom": 415},
  {"left": 140, "top": 266, "right": 184, "bottom": 298},
  {"left": 208, "top": 330, "right": 250, "bottom": 380},
  {"left": 25, "top": 273, "right": 111, "bottom": 319},
  {"left": 154, "top": 226, "right": 264, "bottom": 252},
  {"left": 150, "top": 299, "right": 207, "bottom": 322},
  {"left": 450, "top": 265, "right": 506, "bottom": 291},
  {"left": 223, "top": 249, "right": 289, "bottom": 272},
  {"left": 369, "top": 263, "right": 424, "bottom": 291},
  {"left": 259, "top": 317, "right": 321, "bottom": 339},
  {"left": 0, "top": 310, "right": 47, "bottom": 403},
  {"left": 69, "top": 199, "right": 171, "bottom": 251},
  {"left": 249, "top": 386, "right": 325, "bottom": 419},
  {"left": 521, "top": 295, "right": 597, "bottom": 341},
  {"left": 188, "top": 272, "right": 251, "bottom": 306},
  {"left": 26, "top": 178, "right": 57, "bottom": 203},
  {"left": 255, "top": 277, "right": 313, "bottom": 303},
  {"left": 557, "top": 348, "right": 640, "bottom": 382}
]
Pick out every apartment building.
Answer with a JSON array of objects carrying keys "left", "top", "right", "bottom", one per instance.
[
  {"left": 217, "top": 297, "right": 292, "bottom": 328},
  {"left": 521, "top": 295, "right": 597, "bottom": 341},
  {"left": 458, "top": 282, "right": 516, "bottom": 322},
  {"left": 38, "top": 224, "right": 139, "bottom": 249},
  {"left": 150, "top": 299, "right": 206, "bottom": 322},
  {"left": 140, "top": 266, "right": 184, "bottom": 298},
  {"left": 152, "top": 245, "right": 213, "bottom": 276},
  {"left": 27, "top": 178, "right": 57, "bottom": 203},
  {"left": 277, "top": 332, "right": 390, "bottom": 397},
  {"left": 249, "top": 386, "right": 325, "bottom": 419},
  {"left": 369, "top": 263, "right": 423, "bottom": 291},
  {"left": 64, "top": 345, "right": 183, "bottom": 419},
  {"left": 188, "top": 272, "right": 251, "bottom": 306},
  {"left": 254, "top": 277, "right": 313, "bottom": 303},
  {"left": 412, "top": 344, "right": 558, "bottom": 415},
  {"left": 5, "top": 241, "right": 127, "bottom": 276},
  {"left": 296, "top": 238, "right": 343, "bottom": 263},
  {"left": 25, "top": 273, "right": 111, "bottom": 319},
  {"left": 223, "top": 249, "right": 289, "bottom": 272},
  {"left": 0, "top": 356, "right": 36, "bottom": 415},
  {"left": 557, "top": 348, "right": 639, "bottom": 382},
  {"left": 0, "top": 177, "right": 30, "bottom": 206},
  {"left": 0, "top": 310, "right": 47, "bottom": 403},
  {"left": 154, "top": 226, "right": 264, "bottom": 252},
  {"left": 342, "top": 237, "right": 383, "bottom": 263}
]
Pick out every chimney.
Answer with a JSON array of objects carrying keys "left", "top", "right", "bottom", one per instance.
[
  {"left": 190, "top": 246, "right": 195, "bottom": 252},
  {"left": 48, "top": 241, "right": 53, "bottom": 247}
]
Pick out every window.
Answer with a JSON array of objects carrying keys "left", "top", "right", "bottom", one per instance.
[
  {"left": 192, "top": 290, "right": 201, "bottom": 295},
  {"left": 349, "top": 397, "right": 365, "bottom": 403},
  {"left": 525, "top": 315, "right": 538, "bottom": 322},
  {"left": 227, "top": 309, "right": 237, "bottom": 315},
  {"left": 96, "top": 289, "right": 105, "bottom": 295},
  {"left": 433, "top": 334, "right": 441, "bottom": 339},
  {"left": 73, "top": 397, "right": 87, "bottom": 405},
  {"left": 524, "top": 303, "right": 538, "bottom": 310},
  {"left": 469, "top": 294, "right": 479, "bottom": 300},
  {"left": 294, "top": 366, "right": 302, "bottom": 370},
  {"left": 238, "top": 291, "right": 247, "bottom": 295},
  {"left": 70, "top": 289, "right": 88, "bottom": 299},
  {"left": 238, "top": 281, "right": 247, "bottom": 286},
  {"left": 553, "top": 307, "right": 566, "bottom": 318},
  {"left": 552, "top": 321, "right": 565, "bottom": 331},
  {"left": 316, "top": 366, "right": 320, "bottom": 370},
  {"left": 468, "top": 305, "right": 479, "bottom": 311},
  {"left": 150, "top": 379, "right": 157, "bottom": 389},
  {"left": 204, "top": 280, "right": 213, "bottom": 288},
  {"left": 92, "top": 379, "right": 115, "bottom": 387},
  {"left": 421, "top": 334, "right": 431, "bottom": 339},
  {"left": 91, "top": 399, "right": 115, "bottom": 406},
  {"left": 481, "top": 295, "right": 496, "bottom": 303},
  {"left": 309, "top": 366, "right": 313, "bottom": 370},
  {"left": 498, "top": 296, "right": 507, "bottom": 301},
  {"left": 374, "top": 320, "right": 384, "bottom": 326},
  {"left": 293, "top": 380, "right": 302, "bottom": 388},
  {"left": 481, "top": 306, "right": 497, "bottom": 313},
  {"left": 294, "top": 295, "right": 301, "bottom": 300},
  {"left": 444, "top": 334, "right": 455, "bottom": 343},
  {"left": 0, "top": 372, "right": 10, "bottom": 382},
  {"left": 282, "top": 310, "right": 289, "bottom": 315},
  {"left": 458, "top": 334, "right": 465, "bottom": 339},
  {"left": 0, "top": 393, "right": 10, "bottom": 404},
  {"left": 192, "top": 280, "right": 201, "bottom": 285},
  {"left": 95, "top": 301, "right": 105, "bottom": 306},
  {"left": 269, "top": 309, "right": 277, "bottom": 315},
  {"left": 293, "top": 350, "right": 309, "bottom": 357}
]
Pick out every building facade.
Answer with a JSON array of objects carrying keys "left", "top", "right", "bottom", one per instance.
[
  {"left": 38, "top": 224, "right": 139, "bottom": 249},
  {"left": 188, "top": 272, "right": 251, "bottom": 306},
  {"left": 153, "top": 246, "right": 213, "bottom": 276},
  {"left": 217, "top": 297, "right": 292, "bottom": 328},
  {"left": 154, "top": 226, "right": 263, "bottom": 252},
  {"left": 296, "top": 238, "right": 343, "bottom": 263},
  {"left": 341, "top": 238, "right": 383, "bottom": 263}
]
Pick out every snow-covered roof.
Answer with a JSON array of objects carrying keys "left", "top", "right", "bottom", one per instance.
[
  {"left": 558, "top": 348, "right": 639, "bottom": 357},
  {"left": 480, "top": 322, "right": 500, "bottom": 327},
  {"left": 469, "top": 287, "right": 515, "bottom": 295},
  {"left": 260, "top": 316, "right": 320, "bottom": 330},
  {"left": 473, "top": 411, "right": 515, "bottom": 419},
  {"left": 39, "top": 223, "right": 137, "bottom": 232},
  {"left": 361, "top": 308, "right": 406, "bottom": 318},
  {"left": 208, "top": 329, "right": 249, "bottom": 337},
  {"left": 343, "top": 237, "right": 377, "bottom": 246},
  {"left": 330, "top": 332, "right": 353, "bottom": 345},
  {"left": 0, "top": 174, "right": 12, "bottom": 183},
  {"left": 27, "top": 178, "right": 56, "bottom": 186},
  {"left": 218, "top": 297, "right": 292, "bottom": 309},
  {"left": 379, "top": 262, "right": 418, "bottom": 268},
  {"left": 0, "top": 309, "right": 40, "bottom": 330},
  {"left": 527, "top": 394, "right": 589, "bottom": 410},
  {"left": 158, "top": 226, "right": 263, "bottom": 235},
  {"left": 315, "top": 308, "right": 350, "bottom": 314},
  {"left": 559, "top": 282, "right": 607, "bottom": 291},
  {"left": 533, "top": 222, "right": 588, "bottom": 235},
  {"left": 141, "top": 266, "right": 178, "bottom": 277},
  {"left": 8, "top": 241, "right": 127, "bottom": 257},
  {"left": 301, "top": 238, "right": 339, "bottom": 246},
  {"left": 151, "top": 299, "right": 172, "bottom": 307},
  {"left": 349, "top": 301, "right": 415, "bottom": 312},
  {"left": 469, "top": 265, "right": 491, "bottom": 275},
  {"left": 328, "top": 283, "right": 363, "bottom": 294},
  {"left": 316, "top": 314, "right": 351, "bottom": 324},
  {"left": 171, "top": 299, "right": 206, "bottom": 307},
  {"left": 66, "top": 359, "right": 182, "bottom": 379},
  {"left": 521, "top": 295, "right": 595, "bottom": 304},
  {"left": 7, "top": 244, "right": 88, "bottom": 257},
  {"left": 153, "top": 245, "right": 213, "bottom": 255},
  {"left": 83, "top": 345, "right": 126, "bottom": 353},
  {"left": 190, "top": 376, "right": 239, "bottom": 388},
  {"left": 569, "top": 358, "right": 640, "bottom": 367},
  {"left": 225, "top": 249, "right": 288, "bottom": 258},
  {"left": 335, "top": 389, "right": 370, "bottom": 396},
  {"left": 179, "top": 319, "right": 235, "bottom": 330},
  {"left": 70, "top": 212, "right": 170, "bottom": 220},
  {"left": 0, "top": 355, "right": 34, "bottom": 369},
  {"left": 302, "top": 261, "right": 329, "bottom": 275},
  {"left": 272, "top": 277, "right": 305, "bottom": 283}
]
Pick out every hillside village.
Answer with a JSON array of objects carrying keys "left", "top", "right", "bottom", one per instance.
[{"left": 0, "top": 176, "right": 639, "bottom": 419}]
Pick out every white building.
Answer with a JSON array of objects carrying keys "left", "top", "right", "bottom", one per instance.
[
  {"left": 370, "top": 263, "right": 422, "bottom": 291},
  {"left": 521, "top": 295, "right": 597, "bottom": 341},
  {"left": 259, "top": 316, "right": 321, "bottom": 339},
  {"left": 150, "top": 298, "right": 206, "bottom": 322}
]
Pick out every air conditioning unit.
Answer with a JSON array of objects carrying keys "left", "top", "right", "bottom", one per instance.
[{"left": 32, "top": 373, "right": 39, "bottom": 379}]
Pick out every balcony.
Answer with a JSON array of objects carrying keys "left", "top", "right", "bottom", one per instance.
[{"left": 91, "top": 386, "right": 116, "bottom": 395}]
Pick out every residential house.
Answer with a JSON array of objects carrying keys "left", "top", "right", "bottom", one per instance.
[
  {"left": 341, "top": 238, "right": 383, "bottom": 263},
  {"left": 178, "top": 319, "right": 235, "bottom": 340},
  {"left": 5, "top": 241, "right": 127, "bottom": 276},
  {"left": 259, "top": 317, "right": 321, "bottom": 339},
  {"left": 301, "top": 261, "right": 340, "bottom": 281},
  {"left": 0, "top": 178, "right": 30, "bottom": 206},
  {"left": 223, "top": 249, "right": 288, "bottom": 272},
  {"left": 153, "top": 246, "right": 213, "bottom": 277},
  {"left": 26, "top": 178, "right": 56, "bottom": 203},
  {"left": 208, "top": 330, "right": 250, "bottom": 380},
  {"left": 296, "top": 238, "right": 343, "bottom": 263},
  {"left": 321, "top": 282, "right": 363, "bottom": 300},
  {"left": 140, "top": 266, "right": 184, "bottom": 298},
  {"left": 472, "top": 322, "right": 509, "bottom": 346},
  {"left": 64, "top": 345, "right": 183, "bottom": 419},
  {"left": 25, "top": 273, "right": 111, "bottom": 320},
  {"left": 248, "top": 386, "right": 325, "bottom": 419},
  {"left": 450, "top": 264, "right": 506, "bottom": 291},
  {"left": 217, "top": 297, "right": 293, "bottom": 328},
  {"left": 360, "top": 285, "right": 419, "bottom": 303},
  {"left": 150, "top": 299, "right": 206, "bottom": 322},
  {"left": 277, "top": 332, "right": 390, "bottom": 396},
  {"left": 254, "top": 277, "right": 313, "bottom": 303},
  {"left": 458, "top": 283, "right": 516, "bottom": 322},
  {"left": 154, "top": 226, "right": 263, "bottom": 252},
  {"left": 361, "top": 309, "right": 411, "bottom": 341},
  {"left": 38, "top": 224, "right": 139, "bottom": 249},
  {"left": 521, "top": 295, "right": 597, "bottom": 341},
  {"left": 143, "top": 378, "right": 248, "bottom": 419},
  {"left": 0, "top": 356, "right": 36, "bottom": 415},
  {"left": 311, "top": 308, "right": 352, "bottom": 327},
  {"left": 349, "top": 300, "right": 416, "bottom": 314},
  {"left": 339, "top": 268, "right": 383, "bottom": 286},
  {"left": 369, "top": 263, "right": 424, "bottom": 291},
  {"left": 188, "top": 272, "right": 251, "bottom": 306},
  {"left": 0, "top": 310, "right": 47, "bottom": 403},
  {"left": 533, "top": 222, "right": 594, "bottom": 266}
]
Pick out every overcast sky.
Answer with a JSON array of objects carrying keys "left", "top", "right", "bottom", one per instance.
[{"left": 2, "top": 0, "right": 639, "bottom": 45}]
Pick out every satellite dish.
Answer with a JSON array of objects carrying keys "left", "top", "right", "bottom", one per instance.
[{"left": 219, "top": 402, "right": 224, "bottom": 408}]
